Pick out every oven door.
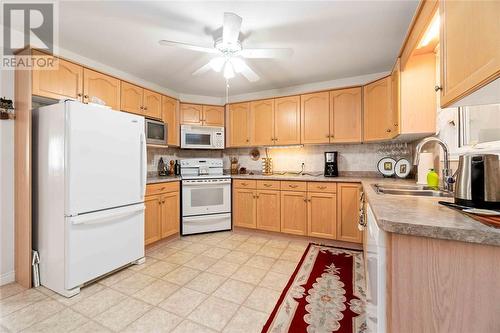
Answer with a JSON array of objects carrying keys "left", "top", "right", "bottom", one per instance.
[
  {"left": 181, "top": 127, "right": 214, "bottom": 149},
  {"left": 182, "top": 179, "right": 231, "bottom": 216}
]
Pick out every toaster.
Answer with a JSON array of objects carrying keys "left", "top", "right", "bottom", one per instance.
[{"left": 455, "top": 153, "right": 500, "bottom": 210}]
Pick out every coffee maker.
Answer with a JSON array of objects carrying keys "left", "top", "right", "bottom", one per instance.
[{"left": 324, "top": 152, "right": 338, "bottom": 177}]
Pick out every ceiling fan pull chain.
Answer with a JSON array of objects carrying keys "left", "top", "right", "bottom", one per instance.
[{"left": 225, "top": 79, "right": 230, "bottom": 105}]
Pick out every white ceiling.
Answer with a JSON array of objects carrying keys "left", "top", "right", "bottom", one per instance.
[{"left": 58, "top": 1, "right": 419, "bottom": 98}]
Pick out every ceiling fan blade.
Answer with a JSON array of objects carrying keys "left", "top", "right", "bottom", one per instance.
[
  {"left": 192, "top": 62, "right": 213, "bottom": 76},
  {"left": 240, "top": 48, "right": 293, "bottom": 59},
  {"left": 230, "top": 58, "right": 260, "bottom": 82},
  {"left": 222, "top": 12, "right": 242, "bottom": 45},
  {"left": 159, "top": 40, "right": 218, "bottom": 54}
]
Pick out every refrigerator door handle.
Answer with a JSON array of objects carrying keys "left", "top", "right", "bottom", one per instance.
[
  {"left": 70, "top": 204, "right": 145, "bottom": 226},
  {"left": 140, "top": 132, "right": 147, "bottom": 199}
]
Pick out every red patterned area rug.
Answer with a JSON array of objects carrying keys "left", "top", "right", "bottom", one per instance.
[{"left": 262, "top": 244, "right": 366, "bottom": 333}]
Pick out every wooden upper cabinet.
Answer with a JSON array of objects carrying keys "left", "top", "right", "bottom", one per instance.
[
  {"left": 280, "top": 191, "right": 307, "bottom": 236},
  {"left": 337, "top": 183, "right": 362, "bottom": 244},
  {"left": 307, "top": 191, "right": 337, "bottom": 239},
  {"left": 202, "top": 105, "right": 224, "bottom": 126},
  {"left": 143, "top": 89, "right": 162, "bottom": 119},
  {"left": 162, "top": 96, "right": 179, "bottom": 146},
  {"left": 180, "top": 103, "right": 203, "bottom": 125},
  {"left": 440, "top": 0, "right": 500, "bottom": 107},
  {"left": 256, "top": 190, "right": 281, "bottom": 232},
  {"left": 391, "top": 60, "right": 401, "bottom": 136},
  {"left": 121, "top": 82, "right": 144, "bottom": 115},
  {"left": 363, "top": 76, "right": 395, "bottom": 142},
  {"left": 228, "top": 102, "right": 251, "bottom": 147},
  {"left": 274, "top": 96, "right": 301, "bottom": 145},
  {"left": 250, "top": 99, "right": 275, "bottom": 146},
  {"left": 233, "top": 188, "right": 256, "bottom": 228},
  {"left": 329, "top": 88, "right": 362, "bottom": 143},
  {"left": 301, "top": 92, "right": 330, "bottom": 144},
  {"left": 82, "top": 69, "right": 120, "bottom": 110},
  {"left": 32, "top": 50, "right": 83, "bottom": 101}
]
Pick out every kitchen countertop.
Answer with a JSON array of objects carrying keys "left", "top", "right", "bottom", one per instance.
[
  {"left": 147, "top": 172, "right": 500, "bottom": 246},
  {"left": 146, "top": 175, "right": 181, "bottom": 184}
]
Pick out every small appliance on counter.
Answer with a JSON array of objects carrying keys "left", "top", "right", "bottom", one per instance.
[
  {"left": 324, "top": 151, "right": 338, "bottom": 177},
  {"left": 455, "top": 153, "right": 500, "bottom": 210}
]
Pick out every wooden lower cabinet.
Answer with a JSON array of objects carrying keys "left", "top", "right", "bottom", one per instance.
[
  {"left": 256, "top": 190, "right": 280, "bottom": 232},
  {"left": 336, "top": 183, "right": 362, "bottom": 243},
  {"left": 281, "top": 191, "right": 307, "bottom": 235},
  {"left": 233, "top": 188, "right": 257, "bottom": 228},
  {"left": 307, "top": 192, "right": 337, "bottom": 239},
  {"left": 144, "top": 182, "right": 180, "bottom": 246},
  {"left": 144, "top": 195, "right": 162, "bottom": 245}
]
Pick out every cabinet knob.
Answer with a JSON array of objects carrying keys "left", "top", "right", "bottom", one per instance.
[
  {"left": 264, "top": 184, "right": 272, "bottom": 187},
  {"left": 318, "top": 186, "right": 327, "bottom": 189},
  {"left": 303, "top": 198, "right": 307, "bottom": 202},
  {"left": 77, "top": 93, "right": 82, "bottom": 97},
  {"left": 241, "top": 182, "right": 248, "bottom": 186},
  {"left": 84, "top": 95, "right": 89, "bottom": 99},
  {"left": 246, "top": 139, "right": 249, "bottom": 142},
  {"left": 386, "top": 128, "right": 392, "bottom": 133},
  {"left": 434, "top": 85, "right": 442, "bottom": 92},
  {"left": 325, "top": 134, "right": 330, "bottom": 138},
  {"left": 289, "top": 184, "right": 298, "bottom": 188},
  {"left": 144, "top": 106, "right": 148, "bottom": 110},
  {"left": 394, "top": 123, "right": 398, "bottom": 127}
]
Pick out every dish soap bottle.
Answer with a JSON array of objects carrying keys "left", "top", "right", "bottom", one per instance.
[{"left": 426, "top": 168, "right": 439, "bottom": 188}]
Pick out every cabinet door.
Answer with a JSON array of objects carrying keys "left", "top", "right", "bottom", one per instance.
[
  {"left": 301, "top": 92, "right": 330, "bottom": 144},
  {"left": 330, "top": 87, "right": 362, "bottom": 143},
  {"left": 202, "top": 105, "right": 224, "bottom": 126},
  {"left": 162, "top": 96, "right": 179, "bottom": 146},
  {"left": 83, "top": 69, "right": 120, "bottom": 110},
  {"left": 143, "top": 89, "right": 162, "bottom": 119},
  {"left": 250, "top": 99, "right": 275, "bottom": 146},
  {"left": 256, "top": 190, "right": 280, "bottom": 232},
  {"left": 274, "top": 96, "right": 301, "bottom": 145},
  {"left": 144, "top": 195, "right": 162, "bottom": 245},
  {"left": 228, "top": 102, "right": 251, "bottom": 147},
  {"left": 233, "top": 188, "right": 256, "bottom": 228},
  {"left": 160, "top": 191, "right": 180, "bottom": 238},
  {"left": 280, "top": 191, "right": 307, "bottom": 235},
  {"left": 32, "top": 50, "right": 83, "bottom": 101},
  {"left": 363, "top": 76, "right": 394, "bottom": 141},
  {"left": 337, "top": 183, "right": 362, "bottom": 243},
  {"left": 180, "top": 103, "right": 203, "bottom": 125},
  {"left": 307, "top": 192, "right": 337, "bottom": 239},
  {"left": 391, "top": 59, "right": 401, "bottom": 136},
  {"left": 440, "top": 0, "right": 500, "bottom": 107},
  {"left": 121, "top": 82, "right": 144, "bottom": 115}
]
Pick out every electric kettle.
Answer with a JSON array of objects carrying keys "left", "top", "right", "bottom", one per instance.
[{"left": 455, "top": 153, "right": 500, "bottom": 209}]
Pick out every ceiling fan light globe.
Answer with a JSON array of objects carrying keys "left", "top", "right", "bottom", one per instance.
[
  {"left": 223, "top": 62, "right": 235, "bottom": 79},
  {"left": 209, "top": 57, "right": 225, "bottom": 72}
]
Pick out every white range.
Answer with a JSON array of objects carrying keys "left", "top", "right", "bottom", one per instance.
[{"left": 33, "top": 100, "right": 146, "bottom": 297}]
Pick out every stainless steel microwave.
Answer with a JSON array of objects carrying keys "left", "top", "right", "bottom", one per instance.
[{"left": 145, "top": 119, "right": 167, "bottom": 146}]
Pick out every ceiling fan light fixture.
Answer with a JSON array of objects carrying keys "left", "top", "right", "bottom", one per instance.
[
  {"left": 209, "top": 57, "right": 225, "bottom": 72},
  {"left": 223, "top": 61, "right": 235, "bottom": 79},
  {"left": 229, "top": 57, "right": 245, "bottom": 73}
]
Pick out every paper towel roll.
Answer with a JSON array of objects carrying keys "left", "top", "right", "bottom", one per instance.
[{"left": 417, "top": 152, "right": 434, "bottom": 185}]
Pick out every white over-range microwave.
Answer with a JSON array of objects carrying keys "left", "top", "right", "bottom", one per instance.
[
  {"left": 145, "top": 119, "right": 167, "bottom": 146},
  {"left": 181, "top": 125, "right": 224, "bottom": 149}
]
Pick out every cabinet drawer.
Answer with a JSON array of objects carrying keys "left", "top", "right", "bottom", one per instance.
[
  {"left": 256, "top": 180, "right": 280, "bottom": 190},
  {"left": 281, "top": 181, "right": 307, "bottom": 192},
  {"left": 233, "top": 179, "right": 257, "bottom": 189},
  {"left": 146, "top": 181, "right": 179, "bottom": 196},
  {"left": 307, "top": 182, "right": 337, "bottom": 193}
]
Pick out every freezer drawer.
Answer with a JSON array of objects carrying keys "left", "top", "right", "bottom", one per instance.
[{"left": 65, "top": 204, "right": 144, "bottom": 289}]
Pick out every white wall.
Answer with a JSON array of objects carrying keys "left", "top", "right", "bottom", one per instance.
[{"left": 0, "top": 69, "right": 15, "bottom": 285}]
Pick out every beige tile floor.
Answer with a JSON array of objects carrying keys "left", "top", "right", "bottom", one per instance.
[{"left": 0, "top": 229, "right": 361, "bottom": 333}]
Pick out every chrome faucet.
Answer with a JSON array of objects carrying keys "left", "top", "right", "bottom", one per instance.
[{"left": 414, "top": 137, "right": 455, "bottom": 192}]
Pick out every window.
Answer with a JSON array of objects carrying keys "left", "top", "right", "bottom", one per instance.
[{"left": 459, "top": 104, "right": 500, "bottom": 147}]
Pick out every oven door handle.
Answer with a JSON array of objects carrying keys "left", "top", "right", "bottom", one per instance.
[{"left": 182, "top": 180, "right": 232, "bottom": 185}]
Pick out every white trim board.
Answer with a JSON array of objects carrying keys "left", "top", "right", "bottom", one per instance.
[{"left": 0, "top": 271, "right": 15, "bottom": 286}]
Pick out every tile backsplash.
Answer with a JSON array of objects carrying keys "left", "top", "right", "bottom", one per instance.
[{"left": 148, "top": 143, "right": 413, "bottom": 174}]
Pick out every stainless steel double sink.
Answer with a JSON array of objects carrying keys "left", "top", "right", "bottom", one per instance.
[{"left": 372, "top": 183, "right": 454, "bottom": 197}]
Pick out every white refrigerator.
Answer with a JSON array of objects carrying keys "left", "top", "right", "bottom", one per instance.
[{"left": 33, "top": 101, "right": 147, "bottom": 297}]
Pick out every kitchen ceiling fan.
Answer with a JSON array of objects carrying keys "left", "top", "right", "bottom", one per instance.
[{"left": 159, "top": 12, "right": 293, "bottom": 82}]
